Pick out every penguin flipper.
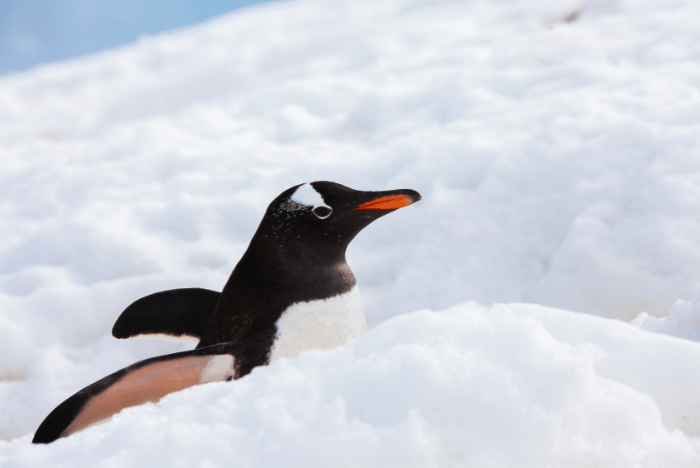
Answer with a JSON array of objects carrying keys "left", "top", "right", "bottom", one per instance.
[
  {"left": 112, "top": 288, "right": 221, "bottom": 344},
  {"left": 32, "top": 342, "right": 239, "bottom": 444}
]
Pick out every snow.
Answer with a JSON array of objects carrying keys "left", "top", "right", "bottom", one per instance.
[
  {"left": 4, "top": 303, "right": 700, "bottom": 466},
  {"left": 633, "top": 292, "right": 700, "bottom": 341},
  {"left": 2, "top": 0, "right": 700, "bottom": 464}
]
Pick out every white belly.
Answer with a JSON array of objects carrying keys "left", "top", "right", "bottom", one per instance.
[{"left": 268, "top": 286, "right": 367, "bottom": 364}]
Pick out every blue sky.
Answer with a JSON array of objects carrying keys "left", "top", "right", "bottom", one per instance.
[{"left": 0, "top": 0, "right": 274, "bottom": 75}]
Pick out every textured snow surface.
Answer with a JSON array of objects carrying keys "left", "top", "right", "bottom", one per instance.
[
  {"left": 3, "top": 303, "right": 700, "bottom": 466},
  {"left": 634, "top": 292, "right": 700, "bottom": 341},
  {"left": 2, "top": 0, "right": 700, "bottom": 464}
]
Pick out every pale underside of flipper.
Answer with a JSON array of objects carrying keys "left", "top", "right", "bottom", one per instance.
[
  {"left": 112, "top": 288, "right": 221, "bottom": 345},
  {"left": 32, "top": 342, "right": 239, "bottom": 444}
]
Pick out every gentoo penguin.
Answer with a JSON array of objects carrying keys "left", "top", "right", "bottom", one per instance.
[{"left": 32, "top": 181, "right": 420, "bottom": 444}]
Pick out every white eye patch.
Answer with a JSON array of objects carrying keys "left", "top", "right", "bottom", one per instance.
[
  {"left": 291, "top": 183, "right": 330, "bottom": 209},
  {"left": 278, "top": 183, "right": 333, "bottom": 218}
]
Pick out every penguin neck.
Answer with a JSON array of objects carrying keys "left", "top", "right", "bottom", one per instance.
[
  {"left": 197, "top": 226, "right": 358, "bottom": 352},
  {"left": 241, "top": 231, "right": 355, "bottom": 291}
]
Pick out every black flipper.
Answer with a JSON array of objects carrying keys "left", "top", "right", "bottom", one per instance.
[
  {"left": 112, "top": 288, "right": 221, "bottom": 344},
  {"left": 32, "top": 342, "right": 240, "bottom": 444}
]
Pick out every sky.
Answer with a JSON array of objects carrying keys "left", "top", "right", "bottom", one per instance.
[{"left": 0, "top": 0, "right": 274, "bottom": 75}]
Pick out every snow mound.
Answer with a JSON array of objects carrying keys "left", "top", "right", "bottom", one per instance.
[
  {"left": 2, "top": 302, "right": 700, "bottom": 467},
  {"left": 634, "top": 292, "right": 700, "bottom": 341}
]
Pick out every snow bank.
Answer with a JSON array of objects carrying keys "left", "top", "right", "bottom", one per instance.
[
  {"left": 2, "top": 0, "right": 700, "bottom": 462},
  {"left": 634, "top": 292, "right": 700, "bottom": 341},
  {"left": 2, "top": 303, "right": 700, "bottom": 467}
]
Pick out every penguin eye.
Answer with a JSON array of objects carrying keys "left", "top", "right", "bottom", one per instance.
[{"left": 312, "top": 206, "right": 332, "bottom": 219}]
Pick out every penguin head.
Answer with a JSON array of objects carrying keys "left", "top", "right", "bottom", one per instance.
[{"left": 254, "top": 181, "right": 421, "bottom": 262}]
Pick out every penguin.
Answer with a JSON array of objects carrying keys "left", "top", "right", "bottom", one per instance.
[{"left": 32, "top": 181, "right": 421, "bottom": 444}]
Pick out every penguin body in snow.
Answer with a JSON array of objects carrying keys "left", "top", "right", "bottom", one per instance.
[{"left": 32, "top": 181, "right": 420, "bottom": 443}]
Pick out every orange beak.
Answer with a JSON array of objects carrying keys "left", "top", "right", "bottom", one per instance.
[{"left": 354, "top": 194, "right": 415, "bottom": 210}]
